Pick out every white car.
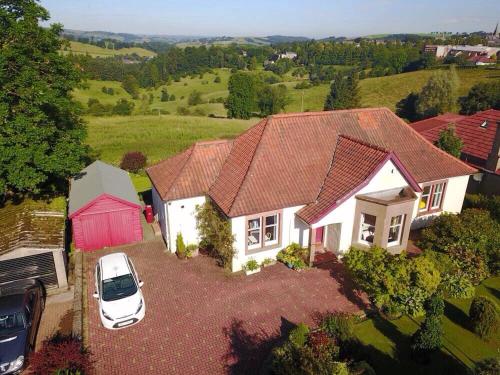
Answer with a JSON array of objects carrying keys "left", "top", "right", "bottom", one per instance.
[{"left": 93, "top": 252, "right": 145, "bottom": 330}]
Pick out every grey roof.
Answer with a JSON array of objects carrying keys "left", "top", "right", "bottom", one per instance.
[{"left": 68, "top": 160, "right": 141, "bottom": 216}]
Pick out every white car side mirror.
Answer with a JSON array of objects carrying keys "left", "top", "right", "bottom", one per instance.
[
  {"left": 93, "top": 292, "right": 99, "bottom": 299},
  {"left": 139, "top": 281, "right": 144, "bottom": 288}
]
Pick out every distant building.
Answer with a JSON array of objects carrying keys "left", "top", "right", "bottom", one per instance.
[
  {"left": 467, "top": 55, "right": 496, "bottom": 66},
  {"left": 424, "top": 44, "right": 500, "bottom": 59},
  {"left": 487, "top": 22, "right": 500, "bottom": 46},
  {"left": 278, "top": 51, "right": 297, "bottom": 60}
]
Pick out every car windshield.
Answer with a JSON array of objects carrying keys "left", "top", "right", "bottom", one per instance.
[
  {"left": 0, "top": 312, "right": 25, "bottom": 336},
  {"left": 102, "top": 274, "right": 137, "bottom": 301}
]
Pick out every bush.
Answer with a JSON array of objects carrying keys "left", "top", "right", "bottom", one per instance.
[
  {"left": 464, "top": 194, "right": 500, "bottom": 222},
  {"left": 261, "top": 257, "right": 274, "bottom": 267},
  {"left": 113, "top": 98, "right": 135, "bottom": 115},
  {"left": 214, "top": 76, "right": 221, "bottom": 83},
  {"left": 188, "top": 90, "right": 204, "bottom": 106},
  {"left": 411, "top": 295, "right": 444, "bottom": 361},
  {"left": 195, "top": 201, "right": 235, "bottom": 269},
  {"left": 276, "top": 243, "right": 308, "bottom": 270},
  {"left": 176, "top": 233, "right": 186, "bottom": 259},
  {"left": 119, "top": 151, "right": 147, "bottom": 173},
  {"left": 169, "top": 94, "right": 176, "bottom": 101},
  {"left": 344, "top": 247, "right": 441, "bottom": 316},
  {"left": 473, "top": 358, "right": 500, "bottom": 375},
  {"left": 321, "top": 312, "right": 355, "bottom": 342},
  {"left": 29, "top": 334, "right": 93, "bottom": 375},
  {"left": 193, "top": 107, "right": 206, "bottom": 116},
  {"left": 289, "top": 323, "right": 310, "bottom": 348},
  {"left": 439, "top": 272, "right": 475, "bottom": 298},
  {"left": 469, "top": 296, "right": 498, "bottom": 340},
  {"left": 244, "top": 259, "right": 259, "bottom": 271},
  {"left": 294, "top": 81, "right": 312, "bottom": 90},
  {"left": 185, "top": 244, "right": 197, "bottom": 258},
  {"left": 177, "top": 106, "right": 190, "bottom": 115}
]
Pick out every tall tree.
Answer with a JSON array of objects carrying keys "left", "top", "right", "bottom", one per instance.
[
  {"left": 416, "top": 67, "right": 459, "bottom": 118},
  {"left": 258, "top": 84, "right": 290, "bottom": 116},
  {"left": 122, "top": 74, "right": 140, "bottom": 99},
  {"left": 0, "top": 0, "right": 88, "bottom": 195},
  {"left": 459, "top": 81, "right": 500, "bottom": 115},
  {"left": 226, "top": 72, "right": 256, "bottom": 119},
  {"left": 435, "top": 126, "right": 463, "bottom": 158},
  {"left": 324, "top": 71, "right": 360, "bottom": 110}
]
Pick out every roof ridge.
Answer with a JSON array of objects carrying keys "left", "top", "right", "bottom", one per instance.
[
  {"left": 312, "top": 137, "right": 343, "bottom": 203},
  {"left": 268, "top": 107, "right": 391, "bottom": 120},
  {"left": 194, "top": 139, "right": 233, "bottom": 147},
  {"left": 397, "top": 115, "right": 477, "bottom": 176},
  {"left": 226, "top": 118, "right": 270, "bottom": 216},
  {"left": 338, "top": 134, "right": 391, "bottom": 154}
]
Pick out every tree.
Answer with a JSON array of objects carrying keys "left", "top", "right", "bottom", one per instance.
[
  {"left": 248, "top": 56, "right": 258, "bottom": 71},
  {"left": 396, "top": 92, "right": 419, "bottom": 122},
  {"left": 226, "top": 72, "right": 257, "bottom": 119},
  {"left": 188, "top": 90, "right": 203, "bottom": 106},
  {"left": 113, "top": 99, "right": 135, "bottom": 115},
  {"left": 469, "top": 296, "right": 498, "bottom": 340},
  {"left": 119, "top": 151, "right": 147, "bottom": 173},
  {"left": 411, "top": 295, "right": 445, "bottom": 362},
  {"left": 139, "top": 94, "right": 150, "bottom": 114},
  {"left": 214, "top": 75, "right": 221, "bottom": 83},
  {"left": 459, "top": 81, "right": 500, "bottom": 115},
  {"left": 0, "top": 0, "right": 89, "bottom": 195},
  {"left": 160, "top": 88, "right": 169, "bottom": 102},
  {"left": 258, "top": 84, "right": 290, "bottom": 116},
  {"left": 435, "top": 126, "right": 463, "bottom": 158},
  {"left": 324, "top": 71, "right": 360, "bottom": 110},
  {"left": 416, "top": 68, "right": 459, "bottom": 118},
  {"left": 121, "top": 74, "right": 140, "bottom": 99}
]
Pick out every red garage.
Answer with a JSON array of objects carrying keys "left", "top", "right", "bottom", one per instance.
[{"left": 69, "top": 161, "right": 143, "bottom": 251}]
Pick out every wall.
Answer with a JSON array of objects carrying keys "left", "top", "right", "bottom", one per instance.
[
  {"left": 151, "top": 186, "right": 168, "bottom": 241},
  {"left": 411, "top": 174, "right": 469, "bottom": 229},
  {"left": 166, "top": 196, "right": 206, "bottom": 252},
  {"left": 231, "top": 205, "right": 309, "bottom": 272}
]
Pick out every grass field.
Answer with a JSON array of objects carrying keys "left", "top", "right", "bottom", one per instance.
[
  {"left": 354, "top": 276, "right": 500, "bottom": 374},
  {"left": 61, "top": 41, "right": 156, "bottom": 58},
  {"left": 86, "top": 114, "right": 257, "bottom": 165}
]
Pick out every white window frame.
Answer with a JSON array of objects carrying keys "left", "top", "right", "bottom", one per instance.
[
  {"left": 359, "top": 213, "right": 377, "bottom": 245},
  {"left": 431, "top": 183, "right": 445, "bottom": 209},
  {"left": 264, "top": 214, "right": 279, "bottom": 246},
  {"left": 387, "top": 214, "right": 404, "bottom": 247},
  {"left": 419, "top": 185, "right": 432, "bottom": 212},
  {"left": 247, "top": 217, "right": 262, "bottom": 250}
]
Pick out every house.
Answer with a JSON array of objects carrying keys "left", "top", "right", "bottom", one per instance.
[
  {"left": 278, "top": 51, "right": 297, "bottom": 60},
  {"left": 0, "top": 202, "right": 68, "bottom": 291},
  {"left": 148, "top": 108, "right": 475, "bottom": 272},
  {"left": 424, "top": 44, "right": 500, "bottom": 59},
  {"left": 467, "top": 55, "right": 496, "bottom": 66},
  {"left": 69, "top": 161, "right": 143, "bottom": 251},
  {"left": 410, "top": 109, "right": 500, "bottom": 195}
]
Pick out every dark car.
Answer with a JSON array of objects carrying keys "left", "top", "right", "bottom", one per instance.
[{"left": 0, "top": 281, "right": 44, "bottom": 375}]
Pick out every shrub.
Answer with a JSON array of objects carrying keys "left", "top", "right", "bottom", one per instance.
[
  {"left": 193, "top": 107, "right": 206, "bottom": 116},
  {"left": 177, "top": 106, "right": 190, "bottom": 115},
  {"left": 321, "top": 312, "right": 355, "bottom": 342},
  {"left": 473, "top": 358, "right": 500, "bottom": 375},
  {"left": 411, "top": 295, "right": 444, "bottom": 361},
  {"left": 344, "top": 247, "right": 441, "bottom": 316},
  {"left": 469, "top": 296, "right": 498, "bottom": 340},
  {"left": 294, "top": 81, "right": 312, "bottom": 90},
  {"left": 214, "top": 76, "right": 221, "bottom": 83},
  {"left": 113, "top": 98, "right": 134, "bottom": 115},
  {"left": 119, "top": 151, "right": 147, "bottom": 173},
  {"left": 439, "top": 272, "right": 475, "bottom": 298},
  {"left": 276, "top": 243, "right": 308, "bottom": 270},
  {"left": 176, "top": 233, "right": 186, "bottom": 259},
  {"left": 185, "top": 244, "right": 198, "bottom": 258},
  {"left": 195, "top": 201, "right": 235, "bottom": 269},
  {"left": 169, "top": 94, "right": 176, "bottom": 101},
  {"left": 160, "top": 88, "right": 169, "bottom": 102},
  {"left": 188, "top": 90, "right": 204, "bottom": 106},
  {"left": 244, "top": 259, "right": 259, "bottom": 271},
  {"left": 464, "top": 194, "right": 500, "bottom": 222},
  {"left": 29, "top": 334, "right": 93, "bottom": 375},
  {"left": 261, "top": 257, "right": 274, "bottom": 267},
  {"left": 289, "top": 323, "right": 310, "bottom": 348}
]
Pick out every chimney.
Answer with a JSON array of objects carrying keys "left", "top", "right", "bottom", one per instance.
[{"left": 485, "top": 122, "right": 500, "bottom": 172}]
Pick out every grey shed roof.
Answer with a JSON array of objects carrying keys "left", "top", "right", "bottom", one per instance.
[{"left": 68, "top": 160, "right": 141, "bottom": 217}]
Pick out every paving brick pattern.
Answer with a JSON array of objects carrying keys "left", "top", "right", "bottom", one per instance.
[
  {"left": 36, "top": 289, "right": 74, "bottom": 349},
  {"left": 85, "top": 240, "right": 369, "bottom": 374}
]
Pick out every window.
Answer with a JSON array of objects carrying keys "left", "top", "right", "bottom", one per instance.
[
  {"left": 247, "top": 213, "right": 280, "bottom": 250},
  {"left": 388, "top": 215, "right": 404, "bottom": 246},
  {"left": 247, "top": 218, "right": 261, "bottom": 249},
  {"left": 419, "top": 182, "right": 446, "bottom": 213},
  {"left": 359, "top": 213, "right": 376, "bottom": 244},
  {"left": 264, "top": 214, "right": 278, "bottom": 245}
]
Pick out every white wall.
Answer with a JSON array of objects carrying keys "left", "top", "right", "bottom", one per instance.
[
  {"left": 166, "top": 196, "right": 206, "bottom": 252},
  {"left": 231, "top": 205, "right": 310, "bottom": 272},
  {"left": 151, "top": 186, "right": 168, "bottom": 242},
  {"left": 411, "top": 174, "right": 469, "bottom": 229}
]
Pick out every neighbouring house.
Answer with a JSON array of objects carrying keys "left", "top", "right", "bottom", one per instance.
[
  {"left": 148, "top": 108, "right": 475, "bottom": 272},
  {"left": 411, "top": 109, "right": 500, "bottom": 195},
  {"left": 69, "top": 161, "right": 143, "bottom": 251},
  {"left": 0, "top": 202, "right": 68, "bottom": 291},
  {"left": 467, "top": 55, "right": 496, "bottom": 66},
  {"left": 278, "top": 51, "right": 298, "bottom": 60},
  {"left": 424, "top": 44, "right": 500, "bottom": 59}
]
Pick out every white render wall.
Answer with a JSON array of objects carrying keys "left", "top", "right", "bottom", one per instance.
[
  {"left": 166, "top": 196, "right": 206, "bottom": 252},
  {"left": 231, "top": 205, "right": 310, "bottom": 272},
  {"left": 151, "top": 186, "right": 168, "bottom": 242}
]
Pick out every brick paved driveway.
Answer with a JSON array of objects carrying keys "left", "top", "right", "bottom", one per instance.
[{"left": 85, "top": 239, "right": 368, "bottom": 374}]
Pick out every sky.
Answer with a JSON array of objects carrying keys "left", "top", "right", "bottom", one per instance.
[{"left": 40, "top": 0, "right": 500, "bottom": 38}]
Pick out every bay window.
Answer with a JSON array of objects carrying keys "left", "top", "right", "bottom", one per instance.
[
  {"left": 419, "top": 182, "right": 446, "bottom": 213},
  {"left": 247, "top": 213, "right": 280, "bottom": 250}
]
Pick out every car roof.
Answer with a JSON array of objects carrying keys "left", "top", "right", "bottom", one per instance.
[
  {"left": 98, "top": 252, "right": 131, "bottom": 280},
  {"left": 0, "top": 294, "right": 25, "bottom": 315}
]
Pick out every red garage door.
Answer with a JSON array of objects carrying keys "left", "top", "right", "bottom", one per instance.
[{"left": 80, "top": 210, "right": 136, "bottom": 250}]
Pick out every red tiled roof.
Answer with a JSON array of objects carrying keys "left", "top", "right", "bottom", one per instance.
[
  {"left": 296, "top": 136, "right": 420, "bottom": 224},
  {"left": 209, "top": 108, "right": 475, "bottom": 217},
  {"left": 410, "top": 113, "right": 466, "bottom": 133},
  {"left": 146, "top": 140, "right": 233, "bottom": 200},
  {"left": 411, "top": 109, "right": 500, "bottom": 170}
]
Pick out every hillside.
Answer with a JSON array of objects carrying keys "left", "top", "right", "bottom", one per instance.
[{"left": 60, "top": 40, "right": 156, "bottom": 58}]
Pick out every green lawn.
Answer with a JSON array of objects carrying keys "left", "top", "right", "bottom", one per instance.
[
  {"left": 60, "top": 41, "right": 156, "bottom": 58},
  {"left": 85, "top": 114, "right": 257, "bottom": 165},
  {"left": 354, "top": 276, "right": 500, "bottom": 374}
]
